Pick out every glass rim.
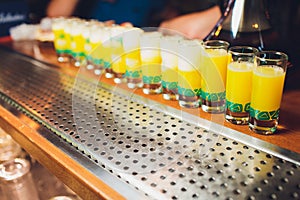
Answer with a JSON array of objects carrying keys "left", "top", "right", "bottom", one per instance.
[
  {"left": 0, "top": 158, "right": 30, "bottom": 181},
  {"left": 122, "top": 27, "right": 143, "bottom": 33},
  {"left": 160, "top": 35, "right": 183, "bottom": 41},
  {"left": 178, "top": 39, "right": 202, "bottom": 47},
  {"left": 229, "top": 46, "right": 259, "bottom": 55},
  {"left": 255, "top": 50, "right": 288, "bottom": 61},
  {"left": 140, "top": 31, "right": 162, "bottom": 38},
  {"left": 202, "top": 39, "right": 230, "bottom": 48}
]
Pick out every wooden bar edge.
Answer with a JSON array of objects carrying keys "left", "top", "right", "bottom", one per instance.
[{"left": 0, "top": 105, "right": 125, "bottom": 200}]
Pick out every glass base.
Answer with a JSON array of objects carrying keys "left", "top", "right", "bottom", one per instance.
[
  {"left": 142, "top": 84, "right": 162, "bottom": 95},
  {"left": 105, "top": 72, "right": 114, "bottom": 79},
  {"left": 201, "top": 99, "right": 225, "bottom": 113},
  {"left": 179, "top": 99, "right": 199, "bottom": 108},
  {"left": 57, "top": 55, "right": 69, "bottom": 63},
  {"left": 113, "top": 72, "right": 126, "bottom": 84},
  {"left": 163, "top": 93, "right": 178, "bottom": 101},
  {"left": 162, "top": 88, "right": 178, "bottom": 101},
  {"left": 225, "top": 109, "right": 249, "bottom": 125},
  {"left": 86, "top": 64, "right": 94, "bottom": 70},
  {"left": 105, "top": 69, "right": 114, "bottom": 79},
  {"left": 94, "top": 69, "right": 104, "bottom": 75},
  {"left": 249, "top": 117, "right": 278, "bottom": 134},
  {"left": 127, "top": 82, "right": 143, "bottom": 89},
  {"left": 178, "top": 95, "right": 199, "bottom": 108},
  {"left": 71, "top": 59, "right": 82, "bottom": 67},
  {"left": 114, "top": 77, "right": 127, "bottom": 84},
  {"left": 202, "top": 104, "right": 225, "bottom": 113}
]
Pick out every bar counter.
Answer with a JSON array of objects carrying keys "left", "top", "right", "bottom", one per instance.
[{"left": 0, "top": 39, "right": 299, "bottom": 200}]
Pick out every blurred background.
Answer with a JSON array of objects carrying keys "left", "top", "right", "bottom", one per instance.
[{"left": 1, "top": 0, "right": 300, "bottom": 87}]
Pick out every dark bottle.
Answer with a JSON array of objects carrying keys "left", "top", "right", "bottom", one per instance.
[{"left": 205, "top": 0, "right": 279, "bottom": 51}]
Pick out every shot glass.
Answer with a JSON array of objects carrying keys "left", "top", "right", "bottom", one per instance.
[
  {"left": 62, "top": 18, "right": 75, "bottom": 61},
  {"left": 0, "top": 158, "right": 39, "bottom": 200},
  {"left": 140, "top": 32, "right": 162, "bottom": 94},
  {"left": 89, "top": 25, "right": 105, "bottom": 75},
  {"left": 249, "top": 51, "right": 288, "bottom": 134},
  {"left": 111, "top": 26, "right": 126, "bottom": 83},
  {"left": 177, "top": 39, "right": 202, "bottom": 108},
  {"left": 225, "top": 46, "right": 258, "bottom": 124},
  {"left": 200, "top": 40, "right": 229, "bottom": 113},
  {"left": 101, "top": 27, "right": 114, "bottom": 78},
  {"left": 52, "top": 17, "right": 70, "bottom": 63},
  {"left": 82, "top": 21, "right": 100, "bottom": 71},
  {"left": 0, "top": 128, "right": 22, "bottom": 163},
  {"left": 123, "top": 27, "right": 143, "bottom": 88},
  {"left": 160, "top": 35, "right": 182, "bottom": 100},
  {"left": 69, "top": 19, "right": 86, "bottom": 67}
]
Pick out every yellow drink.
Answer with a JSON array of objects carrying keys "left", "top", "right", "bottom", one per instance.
[
  {"left": 89, "top": 41, "right": 102, "bottom": 65},
  {"left": 53, "top": 28, "right": 67, "bottom": 53},
  {"left": 225, "top": 61, "right": 254, "bottom": 124},
  {"left": 70, "top": 34, "right": 85, "bottom": 58},
  {"left": 200, "top": 47, "right": 228, "bottom": 113},
  {"left": 161, "top": 53, "right": 178, "bottom": 87},
  {"left": 178, "top": 70, "right": 201, "bottom": 93},
  {"left": 177, "top": 68, "right": 201, "bottom": 108},
  {"left": 201, "top": 49, "right": 228, "bottom": 94},
  {"left": 249, "top": 65, "right": 286, "bottom": 133},
  {"left": 125, "top": 52, "right": 142, "bottom": 87},
  {"left": 177, "top": 39, "right": 202, "bottom": 108},
  {"left": 63, "top": 19, "right": 73, "bottom": 56},
  {"left": 111, "top": 45, "right": 126, "bottom": 74},
  {"left": 52, "top": 18, "right": 71, "bottom": 62},
  {"left": 124, "top": 50, "right": 141, "bottom": 78},
  {"left": 103, "top": 44, "right": 112, "bottom": 69},
  {"left": 141, "top": 55, "right": 162, "bottom": 94},
  {"left": 225, "top": 45, "right": 258, "bottom": 124},
  {"left": 226, "top": 62, "right": 254, "bottom": 108},
  {"left": 125, "top": 50, "right": 141, "bottom": 70},
  {"left": 251, "top": 66, "right": 285, "bottom": 111},
  {"left": 86, "top": 25, "right": 104, "bottom": 73},
  {"left": 140, "top": 31, "right": 162, "bottom": 94},
  {"left": 141, "top": 56, "right": 162, "bottom": 79},
  {"left": 81, "top": 25, "right": 93, "bottom": 70},
  {"left": 160, "top": 35, "right": 181, "bottom": 100},
  {"left": 178, "top": 70, "right": 201, "bottom": 97},
  {"left": 110, "top": 26, "right": 126, "bottom": 82},
  {"left": 122, "top": 27, "right": 143, "bottom": 88},
  {"left": 82, "top": 26, "right": 92, "bottom": 55},
  {"left": 112, "top": 59, "right": 126, "bottom": 73},
  {"left": 69, "top": 20, "right": 87, "bottom": 66},
  {"left": 162, "top": 67, "right": 177, "bottom": 83},
  {"left": 162, "top": 66, "right": 178, "bottom": 99},
  {"left": 249, "top": 51, "right": 288, "bottom": 134},
  {"left": 90, "top": 27, "right": 112, "bottom": 78}
]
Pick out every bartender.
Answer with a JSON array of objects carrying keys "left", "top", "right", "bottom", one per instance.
[{"left": 46, "top": 0, "right": 222, "bottom": 39}]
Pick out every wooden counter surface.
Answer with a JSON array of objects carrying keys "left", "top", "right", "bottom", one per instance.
[{"left": 1, "top": 39, "right": 300, "bottom": 156}]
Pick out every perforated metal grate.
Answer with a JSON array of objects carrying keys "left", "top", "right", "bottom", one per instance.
[{"left": 0, "top": 48, "right": 299, "bottom": 200}]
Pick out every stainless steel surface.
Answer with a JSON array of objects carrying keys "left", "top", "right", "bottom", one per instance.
[
  {"left": 0, "top": 97, "right": 145, "bottom": 200},
  {"left": 0, "top": 48, "right": 299, "bottom": 200}
]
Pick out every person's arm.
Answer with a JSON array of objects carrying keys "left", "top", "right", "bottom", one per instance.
[
  {"left": 159, "top": 5, "right": 221, "bottom": 39},
  {"left": 46, "top": 0, "right": 79, "bottom": 17}
]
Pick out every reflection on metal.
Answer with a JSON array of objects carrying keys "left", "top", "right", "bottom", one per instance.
[{"left": 0, "top": 48, "right": 299, "bottom": 200}]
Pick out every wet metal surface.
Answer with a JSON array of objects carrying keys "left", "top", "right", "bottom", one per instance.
[{"left": 0, "top": 48, "right": 299, "bottom": 199}]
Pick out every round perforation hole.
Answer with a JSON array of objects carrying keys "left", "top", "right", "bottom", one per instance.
[{"left": 2, "top": 54, "right": 300, "bottom": 200}]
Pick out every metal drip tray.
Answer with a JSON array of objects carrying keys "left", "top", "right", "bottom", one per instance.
[{"left": 0, "top": 48, "right": 299, "bottom": 200}]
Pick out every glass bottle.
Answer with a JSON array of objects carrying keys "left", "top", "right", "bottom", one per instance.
[
  {"left": 205, "top": 0, "right": 279, "bottom": 51},
  {"left": 0, "top": 158, "right": 39, "bottom": 200},
  {"left": 0, "top": 128, "right": 22, "bottom": 163}
]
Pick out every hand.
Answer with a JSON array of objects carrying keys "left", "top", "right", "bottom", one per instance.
[
  {"left": 159, "top": 5, "right": 221, "bottom": 39},
  {"left": 47, "top": 0, "right": 79, "bottom": 17}
]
